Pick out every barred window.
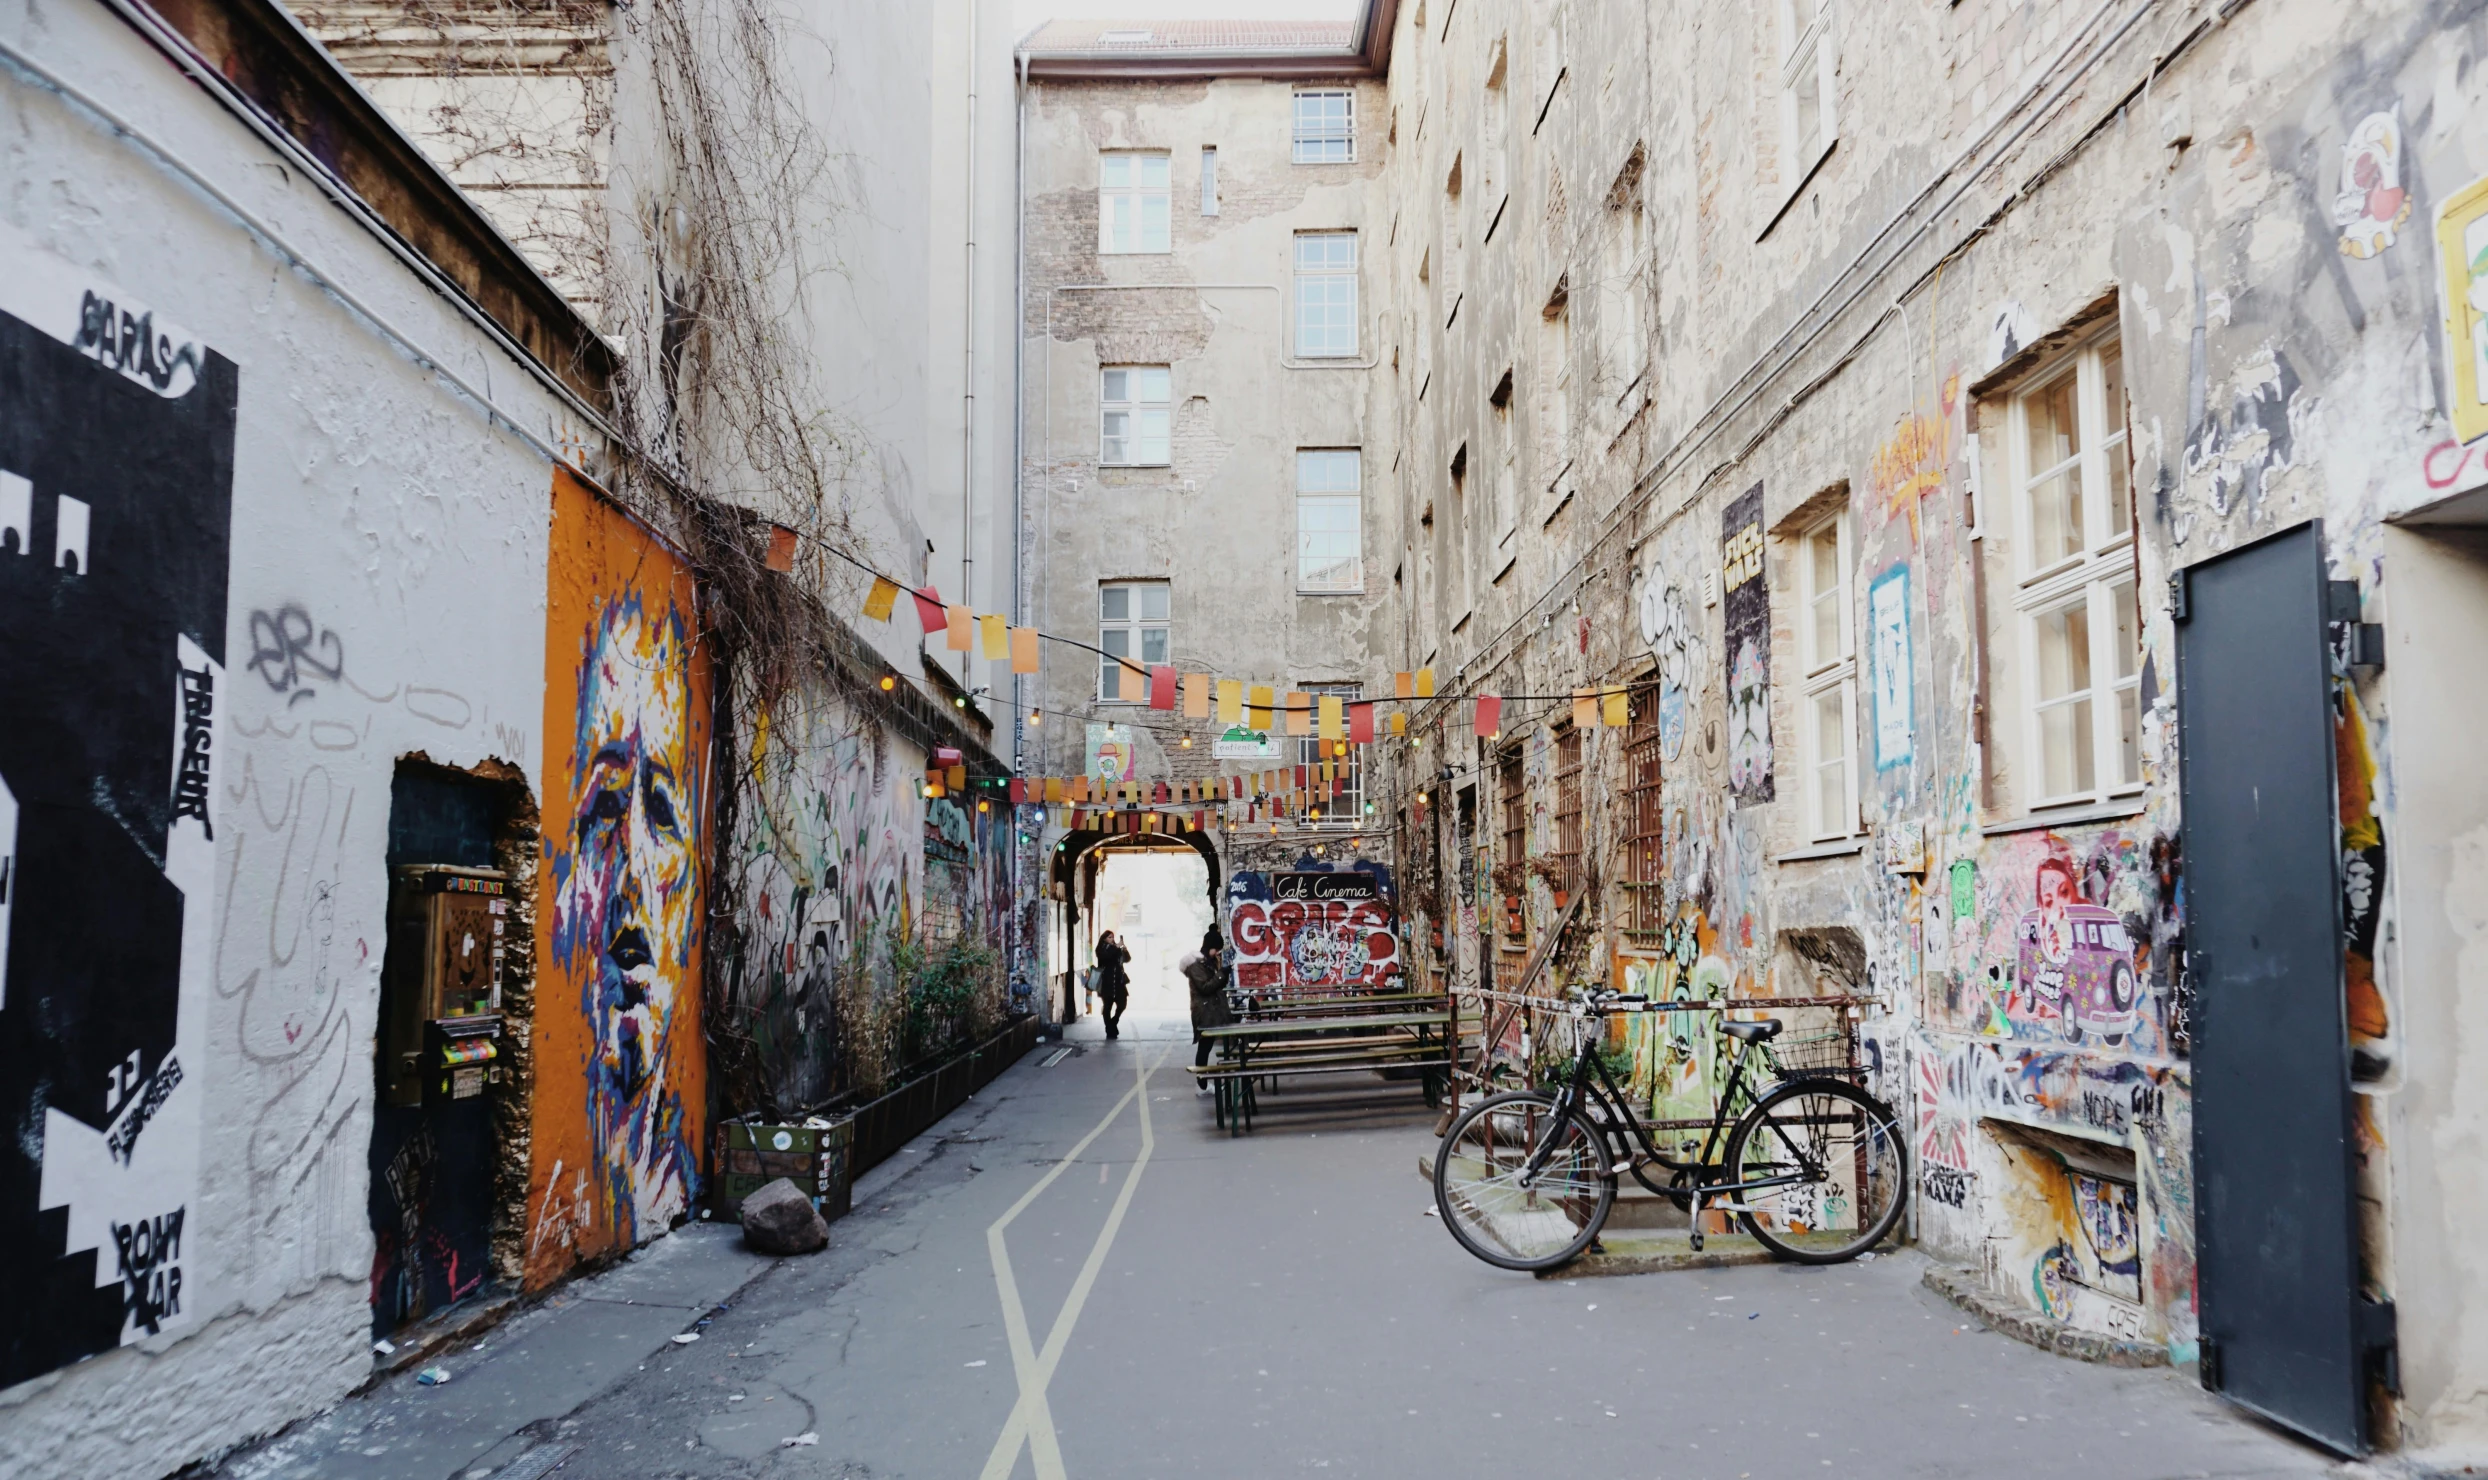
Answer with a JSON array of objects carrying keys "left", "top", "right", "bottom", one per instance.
[
  {"left": 1623, "top": 687, "right": 1665, "bottom": 932},
  {"left": 1552, "top": 725, "right": 1583, "bottom": 895}
]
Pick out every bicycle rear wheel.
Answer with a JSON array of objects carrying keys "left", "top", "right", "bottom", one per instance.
[
  {"left": 1433, "top": 1090, "right": 1615, "bottom": 1271},
  {"left": 1724, "top": 1079, "right": 1906, "bottom": 1264}
]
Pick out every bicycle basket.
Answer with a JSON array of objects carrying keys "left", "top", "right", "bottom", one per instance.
[{"left": 1766, "top": 1027, "right": 1862, "bottom": 1082}]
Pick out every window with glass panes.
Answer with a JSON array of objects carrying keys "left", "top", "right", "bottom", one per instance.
[
  {"left": 1623, "top": 687, "right": 1665, "bottom": 932},
  {"left": 1294, "top": 232, "right": 1359, "bottom": 358},
  {"left": 1295, "top": 685, "right": 1363, "bottom": 825},
  {"left": 1100, "top": 366, "right": 1170, "bottom": 465},
  {"left": 1098, "top": 153, "right": 1170, "bottom": 254},
  {"left": 1296, "top": 449, "right": 1362, "bottom": 591},
  {"left": 1780, "top": 0, "right": 1836, "bottom": 175},
  {"left": 2008, "top": 332, "right": 2139, "bottom": 806},
  {"left": 1552, "top": 725, "right": 1583, "bottom": 892},
  {"left": 1797, "top": 508, "right": 1856, "bottom": 841},
  {"left": 1098, "top": 582, "right": 1168, "bottom": 700},
  {"left": 1292, "top": 89, "right": 1353, "bottom": 163}
]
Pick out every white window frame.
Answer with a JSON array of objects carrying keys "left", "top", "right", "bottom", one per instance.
[
  {"left": 1296, "top": 449, "right": 1363, "bottom": 593},
  {"left": 1294, "top": 231, "right": 1360, "bottom": 358},
  {"left": 1797, "top": 508, "right": 1857, "bottom": 842},
  {"left": 1098, "top": 581, "right": 1170, "bottom": 701},
  {"left": 1779, "top": 0, "right": 1838, "bottom": 182},
  {"left": 1296, "top": 683, "right": 1364, "bottom": 826},
  {"left": 1292, "top": 89, "right": 1355, "bottom": 164},
  {"left": 1200, "top": 146, "right": 1219, "bottom": 216},
  {"left": 1098, "top": 152, "right": 1171, "bottom": 254},
  {"left": 2006, "top": 332, "right": 2140, "bottom": 809},
  {"left": 1099, "top": 365, "right": 1171, "bottom": 466}
]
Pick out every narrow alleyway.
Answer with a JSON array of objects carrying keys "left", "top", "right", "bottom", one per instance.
[{"left": 224, "top": 1029, "right": 2342, "bottom": 1480}]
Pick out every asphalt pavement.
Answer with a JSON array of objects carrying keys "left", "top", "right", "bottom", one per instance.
[{"left": 216, "top": 1003, "right": 2353, "bottom": 1480}]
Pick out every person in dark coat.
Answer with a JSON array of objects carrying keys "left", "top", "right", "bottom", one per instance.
[
  {"left": 1182, "top": 926, "right": 1233, "bottom": 1086},
  {"left": 1094, "top": 931, "right": 1131, "bottom": 1039}
]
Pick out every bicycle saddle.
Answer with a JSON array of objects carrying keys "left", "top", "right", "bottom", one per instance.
[{"left": 1719, "top": 1018, "right": 1783, "bottom": 1042}]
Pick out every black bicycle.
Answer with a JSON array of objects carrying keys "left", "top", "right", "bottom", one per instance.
[{"left": 1432, "top": 990, "right": 1907, "bottom": 1271}]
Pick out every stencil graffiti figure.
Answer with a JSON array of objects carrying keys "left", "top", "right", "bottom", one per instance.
[{"left": 553, "top": 597, "right": 702, "bottom": 1245}]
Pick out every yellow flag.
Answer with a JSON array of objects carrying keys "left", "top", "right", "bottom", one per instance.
[
  {"left": 1602, "top": 687, "right": 1629, "bottom": 727},
  {"left": 1285, "top": 692, "right": 1313, "bottom": 736},
  {"left": 1010, "top": 626, "right": 1040, "bottom": 674},
  {"left": 863, "top": 577, "right": 900, "bottom": 623},
  {"left": 980, "top": 613, "right": 1008, "bottom": 660},
  {"left": 1248, "top": 684, "right": 1274, "bottom": 728},
  {"left": 1217, "top": 678, "right": 1243, "bottom": 726},
  {"left": 1391, "top": 711, "right": 1407, "bottom": 737},
  {"left": 1117, "top": 661, "right": 1145, "bottom": 703},
  {"left": 1044, "top": 777, "right": 1064, "bottom": 803},
  {"left": 1415, "top": 667, "right": 1436, "bottom": 698},
  {"left": 946, "top": 764, "right": 966, "bottom": 790},
  {"left": 1318, "top": 694, "right": 1344, "bottom": 740},
  {"left": 1573, "top": 687, "right": 1598, "bottom": 730},
  {"left": 945, "top": 605, "right": 972, "bottom": 652},
  {"left": 1183, "top": 672, "right": 1210, "bottom": 718}
]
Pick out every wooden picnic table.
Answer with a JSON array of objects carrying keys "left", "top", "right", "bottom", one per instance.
[{"left": 1191, "top": 1005, "right": 1457, "bottom": 1134}]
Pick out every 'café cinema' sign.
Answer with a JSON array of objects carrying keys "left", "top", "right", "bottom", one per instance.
[{"left": 1270, "top": 872, "right": 1381, "bottom": 903}]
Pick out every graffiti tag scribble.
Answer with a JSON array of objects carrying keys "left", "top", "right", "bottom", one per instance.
[{"left": 245, "top": 605, "right": 345, "bottom": 704}]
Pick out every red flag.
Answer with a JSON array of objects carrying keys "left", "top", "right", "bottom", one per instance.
[
  {"left": 911, "top": 584, "right": 946, "bottom": 633},
  {"left": 1153, "top": 780, "right": 1169, "bottom": 804},
  {"left": 1149, "top": 665, "right": 1177, "bottom": 710},
  {"left": 1474, "top": 693, "right": 1503, "bottom": 737},
  {"left": 1008, "top": 778, "right": 1025, "bottom": 804},
  {"left": 1295, "top": 764, "right": 1308, "bottom": 789},
  {"left": 1349, "top": 701, "right": 1374, "bottom": 745}
]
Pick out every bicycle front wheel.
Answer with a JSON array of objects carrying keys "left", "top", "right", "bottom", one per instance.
[
  {"left": 1433, "top": 1090, "right": 1615, "bottom": 1271},
  {"left": 1724, "top": 1079, "right": 1907, "bottom": 1264}
]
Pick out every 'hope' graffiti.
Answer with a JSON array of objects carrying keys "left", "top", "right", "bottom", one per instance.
[{"left": 1229, "top": 899, "right": 1400, "bottom": 993}]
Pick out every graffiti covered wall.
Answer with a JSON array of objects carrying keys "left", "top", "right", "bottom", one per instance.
[
  {"left": 528, "top": 468, "right": 712, "bottom": 1285},
  {"left": 1226, "top": 866, "right": 1402, "bottom": 995}
]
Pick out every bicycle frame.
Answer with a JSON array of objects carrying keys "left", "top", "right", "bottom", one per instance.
[{"left": 1519, "top": 1009, "right": 1816, "bottom": 1205}]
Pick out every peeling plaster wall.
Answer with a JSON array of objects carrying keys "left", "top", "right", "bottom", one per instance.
[
  {"left": 1366, "top": 0, "right": 2488, "bottom": 1437},
  {"left": 0, "top": 2, "right": 570, "bottom": 1472}
]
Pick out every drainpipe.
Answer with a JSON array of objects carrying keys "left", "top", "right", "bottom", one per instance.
[
  {"left": 959, "top": 0, "right": 980, "bottom": 653},
  {"left": 1013, "top": 43, "right": 1029, "bottom": 776}
]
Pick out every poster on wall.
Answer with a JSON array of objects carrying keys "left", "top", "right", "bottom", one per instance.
[
  {"left": 2437, "top": 172, "right": 2488, "bottom": 448},
  {"left": 0, "top": 229, "right": 234, "bottom": 1385},
  {"left": 1086, "top": 722, "right": 1135, "bottom": 780},
  {"left": 1212, "top": 725, "right": 1278, "bottom": 760},
  {"left": 528, "top": 467, "right": 712, "bottom": 1288},
  {"left": 1869, "top": 565, "right": 1913, "bottom": 770},
  {"left": 1721, "top": 483, "right": 1773, "bottom": 804}
]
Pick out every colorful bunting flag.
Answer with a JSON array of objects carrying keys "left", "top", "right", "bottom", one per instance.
[
  {"left": 1475, "top": 693, "right": 1503, "bottom": 738},
  {"left": 863, "top": 576, "right": 900, "bottom": 623},
  {"left": 1350, "top": 701, "right": 1374, "bottom": 745},
  {"left": 1249, "top": 684, "right": 1274, "bottom": 728},
  {"left": 945, "top": 605, "right": 973, "bottom": 652},
  {"left": 1149, "top": 665, "right": 1177, "bottom": 710},
  {"left": 1394, "top": 671, "right": 1414, "bottom": 699},
  {"left": 1318, "top": 694, "right": 1343, "bottom": 740},
  {"left": 1573, "top": 687, "right": 1598, "bottom": 730},
  {"left": 766, "top": 524, "right": 799, "bottom": 573},
  {"left": 1183, "top": 673, "right": 1210, "bottom": 718},
  {"left": 980, "top": 614, "right": 1009, "bottom": 661},
  {"left": 1390, "top": 711, "right": 1407, "bottom": 737},
  {"left": 1602, "top": 687, "right": 1629, "bottom": 727},
  {"left": 912, "top": 585, "right": 946, "bottom": 632},
  {"left": 1045, "top": 777, "right": 1064, "bottom": 803},
  {"left": 946, "top": 764, "right": 966, "bottom": 790},
  {"left": 1217, "top": 678, "right": 1242, "bottom": 725},
  {"left": 1011, "top": 626, "right": 1041, "bottom": 674},
  {"left": 1117, "top": 661, "right": 1145, "bottom": 703},
  {"left": 1285, "top": 692, "right": 1312, "bottom": 736},
  {"left": 1008, "top": 778, "right": 1025, "bottom": 804},
  {"left": 1415, "top": 667, "right": 1436, "bottom": 698}
]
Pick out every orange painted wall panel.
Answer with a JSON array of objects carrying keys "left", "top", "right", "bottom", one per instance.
[{"left": 524, "top": 466, "right": 711, "bottom": 1287}]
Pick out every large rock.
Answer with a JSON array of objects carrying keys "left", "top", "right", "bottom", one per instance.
[{"left": 739, "top": 1178, "right": 829, "bottom": 1256}]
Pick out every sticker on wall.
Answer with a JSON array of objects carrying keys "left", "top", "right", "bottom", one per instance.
[
  {"left": 2334, "top": 110, "right": 2409, "bottom": 259},
  {"left": 1638, "top": 574, "right": 1701, "bottom": 762},
  {"left": 1720, "top": 484, "right": 1773, "bottom": 804},
  {"left": 531, "top": 467, "right": 711, "bottom": 1287},
  {"left": 1212, "top": 725, "right": 1278, "bottom": 760},
  {"left": 1869, "top": 565, "right": 1913, "bottom": 770},
  {"left": 0, "top": 226, "right": 235, "bottom": 1385}
]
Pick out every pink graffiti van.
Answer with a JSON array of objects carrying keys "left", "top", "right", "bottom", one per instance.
[{"left": 2015, "top": 901, "right": 2142, "bottom": 1045}]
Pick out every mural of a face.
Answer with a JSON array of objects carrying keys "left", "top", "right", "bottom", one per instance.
[
  {"left": 2033, "top": 858, "right": 2078, "bottom": 967},
  {"left": 557, "top": 600, "right": 699, "bottom": 1240}
]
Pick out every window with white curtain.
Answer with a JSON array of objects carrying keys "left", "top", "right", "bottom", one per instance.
[
  {"left": 1098, "top": 152, "right": 1170, "bottom": 254},
  {"left": 1099, "top": 366, "right": 1170, "bottom": 465}
]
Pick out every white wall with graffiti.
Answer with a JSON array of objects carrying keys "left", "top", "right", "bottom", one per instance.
[{"left": 0, "top": 4, "right": 575, "bottom": 1473}]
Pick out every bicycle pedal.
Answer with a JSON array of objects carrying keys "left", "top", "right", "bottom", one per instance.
[
  {"left": 1688, "top": 1231, "right": 1705, "bottom": 1252},
  {"left": 1611, "top": 1162, "right": 1634, "bottom": 1175}
]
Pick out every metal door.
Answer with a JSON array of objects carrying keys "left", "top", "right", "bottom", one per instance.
[{"left": 2176, "top": 521, "right": 2371, "bottom": 1453}]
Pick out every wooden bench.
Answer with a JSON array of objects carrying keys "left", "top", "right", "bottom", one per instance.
[{"left": 1190, "top": 999, "right": 1457, "bottom": 1133}]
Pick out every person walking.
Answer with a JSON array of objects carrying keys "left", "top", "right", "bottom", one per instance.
[
  {"left": 1094, "top": 931, "right": 1131, "bottom": 1040},
  {"left": 1181, "top": 926, "right": 1233, "bottom": 1091}
]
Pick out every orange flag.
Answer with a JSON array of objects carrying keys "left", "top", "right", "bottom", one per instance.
[
  {"left": 1010, "top": 626, "right": 1041, "bottom": 674},
  {"left": 1394, "top": 671, "right": 1414, "bottom": 699},
  {"left": 1285, "top": 692, "right": 1312, "bottom": 736},
  {"left": 1183, "top": 673, "right": 1210, "bottom": 718},
  {"left": 945, "top": 605, "right": 973, "bottom": 652},
  {"left": 1573, "top": 687, "right": 1598, "bottom": 730},
  {"left": 1117, "top": 661, "right": 1145, "bottom": 704}
]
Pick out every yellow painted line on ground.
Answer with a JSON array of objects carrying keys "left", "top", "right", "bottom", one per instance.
[{"left": 980, "top": 1049, "right": 1163, "bottom": 1480}]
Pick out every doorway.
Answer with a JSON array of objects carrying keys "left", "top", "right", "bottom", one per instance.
[
  {"left": 368, "top": 760, "right": 528, "bottom": 1336},
  {"left": 1088, "top": 846, "right": 1213, "bottom": 1030}
]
